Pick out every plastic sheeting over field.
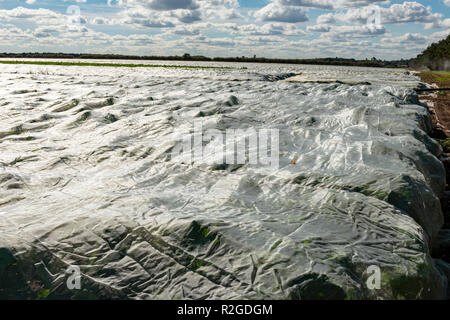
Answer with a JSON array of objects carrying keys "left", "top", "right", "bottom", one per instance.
[{"left": 0, "top": 62, "right": 447, "bottom": 299}]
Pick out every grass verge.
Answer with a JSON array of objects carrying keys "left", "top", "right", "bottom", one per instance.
[{"left": 418, "top": 71, "right": 450, "bottom": 88}]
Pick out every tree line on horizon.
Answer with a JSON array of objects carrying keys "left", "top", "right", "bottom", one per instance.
[
  {"left": 3, "top": 33, "right": 450, "bottom": 71},
  {"left": 0, "top": 52, "right": 410, "bottom": 68},
  {"left": 410, "top": 33, "right": 450, "bottom": 71}
]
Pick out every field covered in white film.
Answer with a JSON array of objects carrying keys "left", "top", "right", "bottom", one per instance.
[{"left": 0, "top": 60, "right": 447, "bottom": 299}]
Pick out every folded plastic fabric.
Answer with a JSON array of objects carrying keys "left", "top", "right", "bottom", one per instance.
[{"left": 0, "top": 63, "right": 446, "bottom": 299}]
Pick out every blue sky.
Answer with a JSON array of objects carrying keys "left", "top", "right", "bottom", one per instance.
[{"left": 0, "top": 0, "right": 448, "bottom": 59}]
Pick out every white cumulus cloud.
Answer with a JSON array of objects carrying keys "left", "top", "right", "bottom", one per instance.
[{"left": 254, "top": 3, "right": 309, "bottom": 23}]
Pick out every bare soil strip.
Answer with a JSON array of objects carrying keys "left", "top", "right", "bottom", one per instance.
[{"left": 418, "top": 72, "right": 450, "bottom": 262}]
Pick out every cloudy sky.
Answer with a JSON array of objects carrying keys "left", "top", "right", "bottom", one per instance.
[{"left": 0, "top": 0, "right": 449, "bottom": 60}]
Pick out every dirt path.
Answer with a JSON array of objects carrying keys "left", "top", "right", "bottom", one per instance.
[
  {"left": 418, "top": 72, "right": 450, "bottom": 266},
  {"left": 419, "top": 92, "right": 450, "bottom": 139},
  {"left": 418, "top": 72, "right": 450, "bottom": 140}
]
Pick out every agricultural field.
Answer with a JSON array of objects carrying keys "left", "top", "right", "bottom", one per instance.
[{"left": 0, "top": 60, "right": 447, "bottom": 299}]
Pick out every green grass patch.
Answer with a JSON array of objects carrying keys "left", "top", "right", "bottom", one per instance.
[
  {"left": 418, "top": 71, "right": 450, "bottom": 88},
  {"left": 435, "top": 71, "right": 450, "bottom": 77},
  {"left": 438, "top": 138, "right": 450, "bottom": 153},
  {"left": 0, "top": 60, "right": 233, "bottom": 70}
]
